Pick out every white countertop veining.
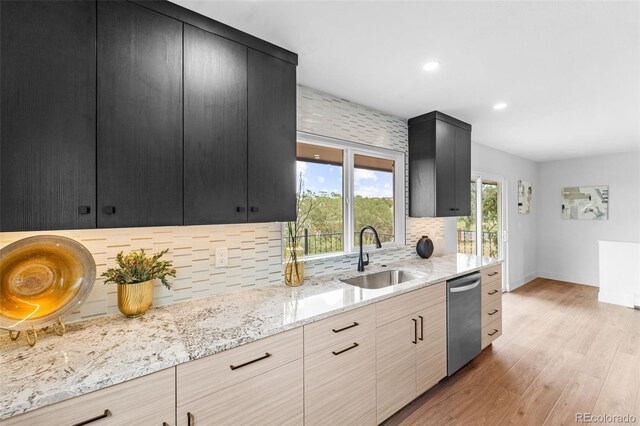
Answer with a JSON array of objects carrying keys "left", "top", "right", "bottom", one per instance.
[{"left": 0, "top": 253, "right": 501, "bottom": 420}]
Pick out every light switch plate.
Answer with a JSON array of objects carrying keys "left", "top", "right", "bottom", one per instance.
[{"left": 215, "top": 247, "right": 228, "bottom": 268}]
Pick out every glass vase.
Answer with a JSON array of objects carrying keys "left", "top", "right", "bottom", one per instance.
[{"left": 284, "top": 246, "right": 304, "bottom": 287}]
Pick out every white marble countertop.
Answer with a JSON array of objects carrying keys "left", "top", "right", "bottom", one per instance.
[{"left": 0, "top": 253, "right": 501, "bottom": 420}]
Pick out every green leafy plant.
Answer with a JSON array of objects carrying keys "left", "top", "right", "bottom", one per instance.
[{"left": 102, "top": 249, "right": 176, "bottom": 289}]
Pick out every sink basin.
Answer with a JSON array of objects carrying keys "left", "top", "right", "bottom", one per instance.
[{"left": 341, "top": 269, "right": 426, "bottom": 289}]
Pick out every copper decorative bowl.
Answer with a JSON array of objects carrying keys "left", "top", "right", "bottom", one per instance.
[{"left": 0, "top": 235, "right": 96, "bottom": 334}]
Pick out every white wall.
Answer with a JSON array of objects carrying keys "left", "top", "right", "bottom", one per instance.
[
  {"left": 537, "top": 151, "right": 640, "bottom": 286},
  {"left": 466, "top": 142, "right": 539, "bottom": 290}
]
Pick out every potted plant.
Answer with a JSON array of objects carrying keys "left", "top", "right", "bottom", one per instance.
[
  {"left": 284, "top": 175, "right": 316, "bottom": 286},
  {"left": 102, "top": 248, "right": 176, "bottom": 317}
]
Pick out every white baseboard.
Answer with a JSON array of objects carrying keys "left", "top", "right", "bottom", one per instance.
[
  {"left": 537, "top": 271, "right": 598, "bottom": 287},
  {"left": 508, "top": 272, "right": 538, "bottom": 291},
  {"left": 598, "top": 289, "right": 636, "bottom": 308}
]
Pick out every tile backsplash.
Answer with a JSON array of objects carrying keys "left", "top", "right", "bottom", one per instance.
[{"left": 0, "top": 85, "right": 444, "bottom": 323}]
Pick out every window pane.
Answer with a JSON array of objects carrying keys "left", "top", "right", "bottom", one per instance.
[
  {"left": 353, "top": 154, "right": 395, "bottom": 246},
  {"left": 283, "top": 143, "right": 344, "bottom": 256},
  {"left": 457, "top": 181, "right": 477, "bottom": 255},
  {"left": 481, "top": 181, "right": 499, "bottom": 257}
]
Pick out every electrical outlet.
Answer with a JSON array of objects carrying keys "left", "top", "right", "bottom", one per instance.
[{"left": 215, "top": 247, "right": 228, "bottom": 268}]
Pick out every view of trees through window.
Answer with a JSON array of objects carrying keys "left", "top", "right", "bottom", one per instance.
[
  {"left": 457, "top": 180, "right": 499, "bottom": 257},
  {"left": 283, "top": 143, "right": 396, "bottom": 257}
]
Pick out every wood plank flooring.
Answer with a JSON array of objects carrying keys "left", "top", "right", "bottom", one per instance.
[{"left": 384, "top": 278, "right": 640, "bottom": 426}]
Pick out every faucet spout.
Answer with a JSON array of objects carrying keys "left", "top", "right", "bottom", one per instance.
[{"left": 357, "top": 226, "right": 382, "bottom": 272}]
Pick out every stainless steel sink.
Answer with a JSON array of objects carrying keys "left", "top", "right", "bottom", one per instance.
[{"left": 341, "top": 269, "right": 425, "bottom": 289}]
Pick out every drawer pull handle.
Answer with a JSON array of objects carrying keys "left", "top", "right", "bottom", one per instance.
[
  {"left": 419, "top": 315, "right": 424, "bottom": 341},
  {"left": 488, "top": 309, "right": 499, "bottom": 316},
  {"left": 488, "top": 289, "right": 499, "bottom": 295},
  {"left": 488, "top": 329, "right": 499, "bottom": 336},
  {"left": 230, "top": 352, "right": 271, "bottom": 370},
  {"left": 187, "top": 412, "right": 194, "bottom": 426},
  {"left": 412, "top": 318, "right": 418, "bottom": 344},
  {"left": 72, "top": 409, "right": 110, "bottom": 426},
  {"left": 332, "top": 342, "right": 359, "bottom": 356},
  {"left": 488, "top": 271, "right": 499, "bottom": 277},
  {"left": 332, "top": 322, "right": 359, "bottom": 333}
]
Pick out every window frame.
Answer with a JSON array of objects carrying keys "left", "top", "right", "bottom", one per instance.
[{"left": 296, "top": 132, "right": 406, "bottom": 258}]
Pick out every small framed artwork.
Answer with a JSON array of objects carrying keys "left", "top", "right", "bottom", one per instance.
[
  {"left": 561, "top": 186, "right": 609, "bottom": 220},
  {"left": 518, "top": 180, "right": 532, "bottom": 214}
]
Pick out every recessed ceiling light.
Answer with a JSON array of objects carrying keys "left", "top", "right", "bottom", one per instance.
[
  {"left": 493, "top": 103, "right": 508, "bottom": 110},
  {"left": 422, "top": 61, "right": 440, "bottom": 72},
  {"left": 313, "top": 154, "right": 320, "bottom": 159}
]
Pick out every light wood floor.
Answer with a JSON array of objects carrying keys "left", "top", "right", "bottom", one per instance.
[{"left": 384, "top": 278, "right": 640, "bottom": 425}]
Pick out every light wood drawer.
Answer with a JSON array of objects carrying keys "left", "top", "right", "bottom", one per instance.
[
  {"left": 481, "top": 264, "right": 502, "bottom": 284},
  {"left": 377, "top": 282, "right": 445, "bottom": 327},
  {"left": 482, "top": 317, "right": 503, "bottom": 349},
  {"left": 482, "top": 297, "right": 502, "bottom": 326},
  {"left": 2, "top": 368, "right": 175, "bottom": 426},
  {"left": 304, "top": 304, "right": 375, "bottom": 356},
  {"left": 178, "top": 359, "right": 303, "bottom": 426},
  {"left": 481, "top": 279, "right": 502, "bottom": 306},
  {"left": 177, "top": 327, "right": 302, "bottom": 406},
  {"left": 304, "top": 329, "right": 377, "bottom": 426}
]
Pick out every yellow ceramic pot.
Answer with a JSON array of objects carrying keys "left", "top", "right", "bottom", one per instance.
[{"left": 117, "top": 280, "right": 154, "bottom": 317}]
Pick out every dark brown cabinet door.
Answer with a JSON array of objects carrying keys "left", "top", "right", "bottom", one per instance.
[
  {"left": 0, "top": 1, "right": 96, "bottom": 231},
  {"left": 97, "top": 1, "right": 183, "bottom": 228},
  {"left": 454, "top": 126, "right": 472, "bottom": 216},
  {"left": 435, "top": 121, "right": 457, "bottom": 217},
  {"left": 247, "top": 49, "right": 297, "bottom": 223},
  {"left": 184, "top": 24, "right": 248, "bottom": 225}
]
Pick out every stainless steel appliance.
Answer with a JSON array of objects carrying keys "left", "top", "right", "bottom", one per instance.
[{"left": 446, "top": 271, "right": 481, "bottom": 376}]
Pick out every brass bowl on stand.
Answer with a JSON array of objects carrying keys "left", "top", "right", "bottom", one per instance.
[{"left": 0, "top": 235, "right": 96, "bottom": 346}]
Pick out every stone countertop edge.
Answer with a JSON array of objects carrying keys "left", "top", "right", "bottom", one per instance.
[{"left": 0, "top": 253, "right": 502, "bottom": 420}]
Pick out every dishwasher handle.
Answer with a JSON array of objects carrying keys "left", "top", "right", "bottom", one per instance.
[{"left": 449, "top": 280, "right": 480, "bottom": 293}]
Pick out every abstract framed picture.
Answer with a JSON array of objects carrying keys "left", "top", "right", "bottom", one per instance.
[
  {"left": 561, "top": 186, "right": 609, "bottom": 220},
  {"left": 518, "top": 180, "right": 532, "bottom": 214}
]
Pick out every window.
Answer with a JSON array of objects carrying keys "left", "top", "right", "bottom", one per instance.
[{"left": 284, "top": 134, "right": 405, "bottom": 257}]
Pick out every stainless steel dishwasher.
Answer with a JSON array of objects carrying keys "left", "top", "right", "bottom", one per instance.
[{"left": 446, "top": 271, "right": 481, "bottom": 376}]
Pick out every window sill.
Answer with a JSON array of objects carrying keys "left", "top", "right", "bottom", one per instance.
[{"left": 282, "top": 243, "right": 407, "bottom": 264}]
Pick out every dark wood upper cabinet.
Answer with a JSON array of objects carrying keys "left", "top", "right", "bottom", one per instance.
[
  {"left": 184, "top": 24, "right": 248, "bottom": 225},
  {"left": 97, "top": 1, "right": 183, "bottom": 228},
  {"left": 247, "top": 49, "right": 297, "bottom": 223},
  {"left": 1, "top": 1, "right": 297, "bottom": 231},
  {"left": 409, "top": 111, "right": 472, "bottom": 218},
  {"left": 0, "top": 1, "right": 96, "bottom": 232}
]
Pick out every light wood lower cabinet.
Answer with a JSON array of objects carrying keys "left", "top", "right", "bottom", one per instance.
[
  {"left": 415, "top": 299, "right": 447, "bottom": 395},
  {"left": 376, "top": 282, "right": 447, "bottom": 423},
  {"left": 176, "top": 328, "right": 303, "bottom": 426},
  {"left": 481, "top": 264, "right": 503, "bottom": 349},
  {"left": 304, "top": 329, "right": 376, "bottom": 425},
  {"left": 1, "top": 368, "right": 175, "bottom": 426},
  {"left": 376, "top": 314, "right": 418, "bottom": 423}
]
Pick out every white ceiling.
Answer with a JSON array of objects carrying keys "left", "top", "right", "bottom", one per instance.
[{"left": 176, "top": 1, "right": 640, "bottom": 162}]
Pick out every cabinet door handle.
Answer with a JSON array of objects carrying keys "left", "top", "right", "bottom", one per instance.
[
  {"left": 187, "top": 412, "right": 194, "bottom": 426},
  {"left": 455, "top": 208, "right": 460, "bottom": 211},
  {"left": 332, "top": 342, "right": 359, "bottom": 356},
  {"left": 72, "top": 409, "right": 110, "bottom": 426},
  {"left": 488, "top": 271, "right": 499, "bottom": 276},
  {"left": 78, "top": 206, "right": 91, "bottom": 215},
  {"left": 488, "top": 309, "right": 499, "bottom": 316},
  {"left": 250, "top": 206, "right": 259, "bottom": 212},
  {"left": 236, "top": 206, "right": 246, "bottom": 213},
  {"left": 332, "top": 322, "right": 359, "bottom": 333},
  {"left": 488, "top": 289, "right": 499, "bottom": 295},
  {"left": 102, "top": 206, "right": 116, "bottom": 215},
  {"left": 488, "top": 329, "right": 499, "bottom": 336},
  {"left": 412, "top": 318, "right": 418, "bottom": 344},
  {"left": 418, "top": 315, "right": 424, "bottom": 341},
  {"left": 449, "top": 208, "right": 456, "bottom": 211},
  {"left": 230, "top": 352, "right": 271, "bottom": 370}
]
